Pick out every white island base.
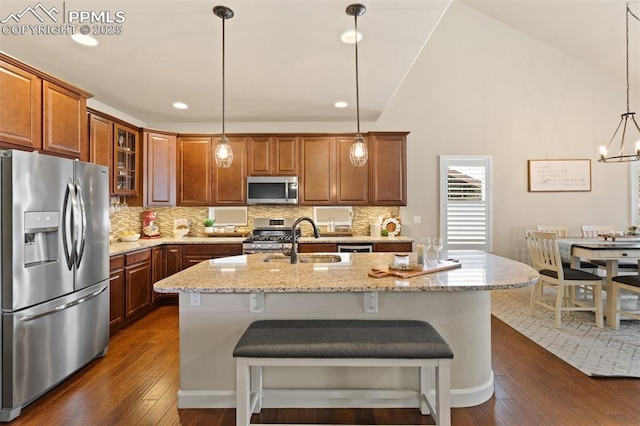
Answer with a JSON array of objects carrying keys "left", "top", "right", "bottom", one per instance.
[{"left": 177, "top": 290, "right": 493, "bottom": 410}]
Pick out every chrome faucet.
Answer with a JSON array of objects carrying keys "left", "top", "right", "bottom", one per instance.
[{"left": 290, "top": 217, "right": 320, "bottom": 264}]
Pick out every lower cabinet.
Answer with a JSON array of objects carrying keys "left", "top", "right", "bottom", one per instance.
[
  {"left": 299, "top": 243, "right": 338, "bottom": 253},
  {"left": 299, "top": 242, "right": 412, "bottom": 253},
  {"left": 109, "top": 248, "right": 153, "bottom": 333},
  {"left": 373, "top": 242, "right": 413, "bottom": 252},
  {"left": 109, "top": 255, "right": 125, "bottom": 330},
  {"left": 152, "top": 245, "right": 183, "bottom": 305},
  {"left": 182, "top": 244, "right": 242, "bottom": 269}
]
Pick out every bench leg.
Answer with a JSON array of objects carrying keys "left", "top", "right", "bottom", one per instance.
[
  {"left": 250, "top": 366, "right": 263, "bottom": 413},
  {"left": 419, "top": 364, "right": 431, "bottom": 416},
  {"left": 236, "top": 358, "right": 251, "bottom": 426},
  {"left": 436, "top": 359, "right": 451, "bottom": 426}
]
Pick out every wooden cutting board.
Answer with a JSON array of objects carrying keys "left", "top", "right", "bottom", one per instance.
[{"left": 368, "top": 259, "right": 461, "bottom": 279}]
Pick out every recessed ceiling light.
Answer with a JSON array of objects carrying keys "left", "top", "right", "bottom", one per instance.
[
  {"left": 173, "top": 102, "right": 189, "bottom": 110},
  {"left": 71, "top": 33, "right": 98, "bottom": 46},
  {"left": 334, "top": 101, "right": 348, "bottom": 108},
  {"left": 340, "top": 30, "right": 362, "bottom": 44}
]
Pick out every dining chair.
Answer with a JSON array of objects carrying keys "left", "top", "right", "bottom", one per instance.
[
  {"left": 609, "top": 275, "right": 640, "bottom": 329},
  {"left": 581, "top": 225, "right": 638, "bottom": 272},
  {"left": 537, "top": 225, "right": 598, "bottom": 271},
  {"left": 580, "top": 225, "right": 614, "bottom": 238},
  {"left": 526, "top": 230, "right": 604, "bottom": 329},
  {"left": 536, "top": 225, "right": 569, "bottom": 238}
]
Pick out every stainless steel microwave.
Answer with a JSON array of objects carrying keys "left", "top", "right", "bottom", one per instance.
[{"left": 247, "top": 176, "right": 298, "bottom": 205}]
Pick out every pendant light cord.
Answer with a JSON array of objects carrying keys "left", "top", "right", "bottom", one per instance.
[
  {"left": 221, "top": 16, "right": 226, "bottom": 136},
  {"left": 626, "top": 4, "right": 640, "bottom": 113},
  {"left": 354, "top": 13, "right": 360, "bottom": 134}
]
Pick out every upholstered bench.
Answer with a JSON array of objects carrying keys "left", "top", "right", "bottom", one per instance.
[{"left": 233, "top": 319, "right": 454, "bottom": 426}]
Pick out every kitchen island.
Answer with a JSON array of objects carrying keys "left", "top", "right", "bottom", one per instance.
[{"left": 153, "top": 250, "right": 538, "bottom": 409}]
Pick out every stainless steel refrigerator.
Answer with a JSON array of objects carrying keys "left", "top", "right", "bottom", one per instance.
[{"left": 0, "top": 149, "right": 110, "bottom": 422}]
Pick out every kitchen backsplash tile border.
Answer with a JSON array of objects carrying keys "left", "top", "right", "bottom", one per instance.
[{"left": 110, "top": 206, "right": 400, "bottom": 238}]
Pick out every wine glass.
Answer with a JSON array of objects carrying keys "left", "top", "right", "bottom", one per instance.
[
  {"left": 418, "top": 237, "right": 431, "bottom": 265},
  {"left": 433, "top": 237, "right": 444, "bottom": 263}
]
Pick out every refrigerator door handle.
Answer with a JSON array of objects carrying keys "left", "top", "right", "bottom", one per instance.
[
  {"left": 74, "top": 181, "right": 87, "bottom": 268},
  {"left": 18, "top": 285, "right": 108, "bottom": 322},
  {"left": 62, "top": 181, "right": 75, "bottom": 270}
]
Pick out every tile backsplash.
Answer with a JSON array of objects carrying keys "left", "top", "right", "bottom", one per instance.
[{"left": 110, "top": 205, "right": 400, "bottom": 237}]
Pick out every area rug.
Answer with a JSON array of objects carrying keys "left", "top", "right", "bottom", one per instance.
[{"left": 491, "top": 287, "right": 640, "bottom": 377}]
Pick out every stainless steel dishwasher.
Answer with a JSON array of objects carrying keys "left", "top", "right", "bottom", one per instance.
[{"left": 337, "top": 244, "right": 373, "bottom": 253}]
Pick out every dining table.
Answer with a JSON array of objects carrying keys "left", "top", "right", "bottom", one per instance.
[{"left": 557, "top": 237, "right": 640, "bottom": 328}]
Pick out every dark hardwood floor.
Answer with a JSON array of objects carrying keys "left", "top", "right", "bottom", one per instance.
[{"left": 10, "top": 305, "right": 640, "bottom": 425}]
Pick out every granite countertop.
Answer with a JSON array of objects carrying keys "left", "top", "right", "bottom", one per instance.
[
  {"left": 109, "top": 235, "right": 414, "bottom": 256},
  {"left": 153, "top": 250, "right": 539, "bottom": 293}
]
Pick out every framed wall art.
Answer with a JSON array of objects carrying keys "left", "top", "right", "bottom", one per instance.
[{"left": 527, "top": 159, "right": 591, "bottom": 192}]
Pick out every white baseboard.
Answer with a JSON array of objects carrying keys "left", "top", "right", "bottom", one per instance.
[{"left": 177, "top": 372, "right": 494, "bottom": 409}]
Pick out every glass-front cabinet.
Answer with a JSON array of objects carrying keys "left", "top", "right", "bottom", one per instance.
[{"left": 113, "top": 124, "right": 139, "bottom": 195}]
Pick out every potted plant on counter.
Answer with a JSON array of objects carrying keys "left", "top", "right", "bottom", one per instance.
[{"left": 203, "top": 218, "right": 215, "bottom": 234}]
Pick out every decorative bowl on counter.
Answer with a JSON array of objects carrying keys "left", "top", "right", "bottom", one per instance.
[
  {"left": 173, "top": 227, "right": 190, "bottom": 238},
  {"left": 120, "top": 233, "right": 141, "bottom": 242}
]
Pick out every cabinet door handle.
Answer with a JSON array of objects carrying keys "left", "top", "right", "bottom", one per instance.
[{"left": 169, "top": 249, "right": 178, "bottom": 253}]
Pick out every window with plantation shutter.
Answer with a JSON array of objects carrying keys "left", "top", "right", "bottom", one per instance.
[{"left": 439, "top": 156, "right": 493, "bottom": 251}]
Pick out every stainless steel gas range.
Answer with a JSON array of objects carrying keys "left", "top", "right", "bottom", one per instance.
[{"left": 242, "top": 218, "right": 300, "bottom": 254}]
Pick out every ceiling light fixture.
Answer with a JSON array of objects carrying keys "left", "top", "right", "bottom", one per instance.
[
  {"left": 71, "top": 33, "right": 98, "bottom": 46},
  {"left": 173, "top": 102, "right": 188, "bottom": 110},
  {"left": 598, "top": 2, "right": 640, "bottom": 163},
  {"left": 340, "top": 30, "right": 363, "bottom": 44},
  {"left": 346, "top": 3, "right": 368, "bottom": 167},
  {"left": 213, "top": 5, "right": 234, "bottom": 168},
  {"left": 335, "top": 101, "right": 348, "bottom": 108}
]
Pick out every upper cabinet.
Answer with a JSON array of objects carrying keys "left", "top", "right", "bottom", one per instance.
[
  {"left": 213, "top": 136, "right": 247, "bottom": 205},
  {"left": 368, "top": 133, "right": 408, "bottom": 206},
  {"left": 300, "top": 136, "right": 336, "bottom": 205},
  {"left": 42, "top": 81, "right": 88, "bottom": 160},
  {"left": 0, "top": 54, "right": 91, "bottom": 159},
  {"left": 0, "top": 58, "right": 41, "bottom": 149},
  {"left": 143, "top": 130, "right": 176, "bottom": 206},
  {"left": 177, "top": 136, "right": 212, "bottom": 206},
  {"left": 89, "top": 113, "right": 112, "bottom": 168},
  {"left": 247, "top": 136, "right": 299, "bottom": 176},
  {"left": 113, "top": 124, "right": 139, "bottom": 196},
  {"left": 336, "top": 136, "right": 368, "bottom": 205},
  {"left": 299, "top": 135, "right": 369, "bottom": 206}
]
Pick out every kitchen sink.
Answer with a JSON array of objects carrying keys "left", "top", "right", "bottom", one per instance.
[{"left": 262, "top": 254, "right": 343, "bottom": 264}]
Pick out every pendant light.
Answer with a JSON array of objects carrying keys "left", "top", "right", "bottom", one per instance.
[
  {"left": 346, "top": 3, "right": 368, "bottom": 167},
  {"left": 598, "top": 3, "right": 640, "bottom": 163},
  {"left": 213, "top": 5, "right": 234, "bottom": 168}
]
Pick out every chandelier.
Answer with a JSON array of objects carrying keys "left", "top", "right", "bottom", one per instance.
[{"left": 598, "top": 3, "right": 640, "bottom": 163}]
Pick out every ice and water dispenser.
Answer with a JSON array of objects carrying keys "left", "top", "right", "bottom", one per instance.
[{"left": 23, "top": 211, "right": 59, "bottom": 267}]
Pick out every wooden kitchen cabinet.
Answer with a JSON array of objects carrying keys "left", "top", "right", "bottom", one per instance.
[
  {"left": 88, "top": 112, "right": 112, "bottom": 169},
  {"left": 113, "top": 124, "right": 139, "bottom": 196},
  {"left": 213, "top": 136, "right": 247, "bottom": 204},
  {"left": 177, "top": 136, "right": 212, "bottom": 205},
  {"left": 373, "top": 242, "right": 413, "bottom": 252},
  {"left": 144, "top": 130, "right": 176, "bottom": 206},
  {"left": 298, "top": 243, "right": 338, "bottom": 253},
  {"left": 42, "top": 81, "right": 88, "bottom": 160},
  {"left": 124, "top": 249, "right": 152, "bottom": 318},
  {"left": 247, "top": 135, "right": 298, "bottom": 176},
  {"left": 109, "top": 255, "right": 125, "bottom": 330},
  {"left": 336, "top": 136, "right": 368, "bottom": 205},
  {"left": 300, "top": 135, "right": 367, "bottom": 205},
  {"left": 300, "top": 136, "right": 336, "bottom": 205},
  {"left": 182, "top": 244, "right": 242, "bottom": 269},
  {"left": 369, "top": 133, "right": 408, "bottom": 206},
  {"left": 0, "top": 58, "right": 41, "bottom": 149}
]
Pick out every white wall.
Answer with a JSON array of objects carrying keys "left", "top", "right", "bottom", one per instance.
[
  {"left": 144, "top": 1, "right": 633, "bottom": 262},
  {"left": 374, "top": 1, "right": 631, "bottom": 261}
]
